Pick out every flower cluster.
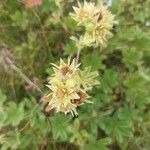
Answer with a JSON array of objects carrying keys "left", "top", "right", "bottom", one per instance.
[
  {"left": 23, "top": 0, "right": 42, "bottom": 7},
  {"left": 70, "top": 1, "right": 117, "bottom": 47},
  {"left": 44, "top": 58, "right": 99, "bottom": 116}
]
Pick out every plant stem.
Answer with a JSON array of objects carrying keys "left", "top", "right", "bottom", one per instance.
[
  {"left": 76, "top": 44, "right": 81, "bottom": 64},
  {"left": 19, "top": 122, "right": 30, "bottom": 133},
  {"left": 2, "top": 49, "right": 43, "bottom": 94}
]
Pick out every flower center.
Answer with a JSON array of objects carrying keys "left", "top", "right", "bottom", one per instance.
[
  {"left": 61, "top": 66, "right": 73, "bottom": 76},
  {"left": 56, "top": 89, "right": 65, "bottom": 98},
  {"left": 79, "top": 10, "right": 89, "bottom": 19},
  {"left": 95, "top": 26, "right": 104, "bottom": 36}
]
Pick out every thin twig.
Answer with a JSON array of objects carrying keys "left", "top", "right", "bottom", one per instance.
[
  {"left": 1, "top": 49, "right": 43, "bottom": 94},
  {"left": 19, "top": 122, "right": 30, "bottom": 133}
]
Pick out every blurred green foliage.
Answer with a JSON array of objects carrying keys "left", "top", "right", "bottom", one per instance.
[{"left": 0, "top": 0, "right": 150, "bottom": 149}]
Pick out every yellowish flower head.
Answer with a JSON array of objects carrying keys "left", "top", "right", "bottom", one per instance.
[
  {"left": 51, "top": 58, "right": 80, "bottom": 78},
  {"left": 70, "top": 1, "right": 98, "bottom": 26},
  {"left": 70, "top": 1, "right": 117, "bottom": 47},
  {"left": 92, "top": 3, "right": 117, "bottom": 46},
  {"left": 45, "top": 58, "right": 99, "bottom": 116}
]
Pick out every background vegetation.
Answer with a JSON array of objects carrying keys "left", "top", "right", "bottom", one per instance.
[{"left": 0, "top": 0, "right": 150, "bottom": 149}]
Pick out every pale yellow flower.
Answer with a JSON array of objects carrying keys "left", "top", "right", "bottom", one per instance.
[
  {"left": 92, "top": 3, "right": 117, "bottom": 46},
  {"left": 70, "top": 1, "right": 98, "bottom": 26},
  {"left": 45, "top": 58, "right": 99, "bottom": 116},
  {"left": 51, "top": 57, "right": 80, "bottom": 78},
  {"left": 46, "top": 77, "right": 88, "bottom": 115},
  {"left": 70, "top": 1, "right": 117, "bottom": 47},
  {"left": 47, "top": 85, "right": 79, "bottom": 115}
]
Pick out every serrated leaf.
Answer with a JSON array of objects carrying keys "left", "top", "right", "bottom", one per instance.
[
  {"left": 51, "top": 114, "right": 70, "bottom": 140},
  {"left": 1, "top": 131, "right": 20, "bottom": 150},
  {"left": 5, "top": 102, "right": 25, "bottom": 126},
  {"left": 82, "top": 53, "right": 106, "bottom": 70},
  {"left": 84, "top": 137, "right": 112, "bottom": 150},
  {"left": 101, "top": 107, "right": 132, "bottom": 143},
  {"left": 101, "top": 69, "right": 119, "bottom": 93},
  {"left": 64, "top": 40, "right": 77, "bottom": 55},
  {"left": 78, "top": 67, "right": 99, "bottom": 90}
]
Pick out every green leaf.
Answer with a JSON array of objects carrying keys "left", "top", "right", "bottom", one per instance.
[
  {"left": 0, "top": 90, "right": 6, "bottom": 106},
  {"left": 101, "top": 69, "right": 119, "bottom": 93},
  {"left": 10, "top": 11, "right": 28, "bottom": 30},
  {"left": 0, "top": 92, "right": 7, "bottom": 129},
  {"left": 0, "top": 108, "right": 7, "bottom": 129},
  {"left": 84, "top": 137, "right": 112, "bottom": 150},
  {"left": 51, "top": 114, "right": 70, "bottom": 140},
  {"left": 123, "top": 49, "right": 142, "bottom": 70},
  {"left": 124, "top": 73, "right": 150, "bottom": 108},
  {"left": 1, "top": 130, "right": 20, "bottom": 150},
  {"left": 78, "top": 67, "right": 99, "bottom": 90},
  {"left": 82, "top": 53, "right": 106, "bottom": 70},
  {"left": 63, "top": 17, "right": 77, "bottom": 30},
  {"left": 64, "top": 40, "right": 77, "bottom": 55},
  {"left": 5, "top": 102, "right": 25, "bottom": 126},
  {"left": 101, "top": 107, "right": 132, "bottom": 143}
]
